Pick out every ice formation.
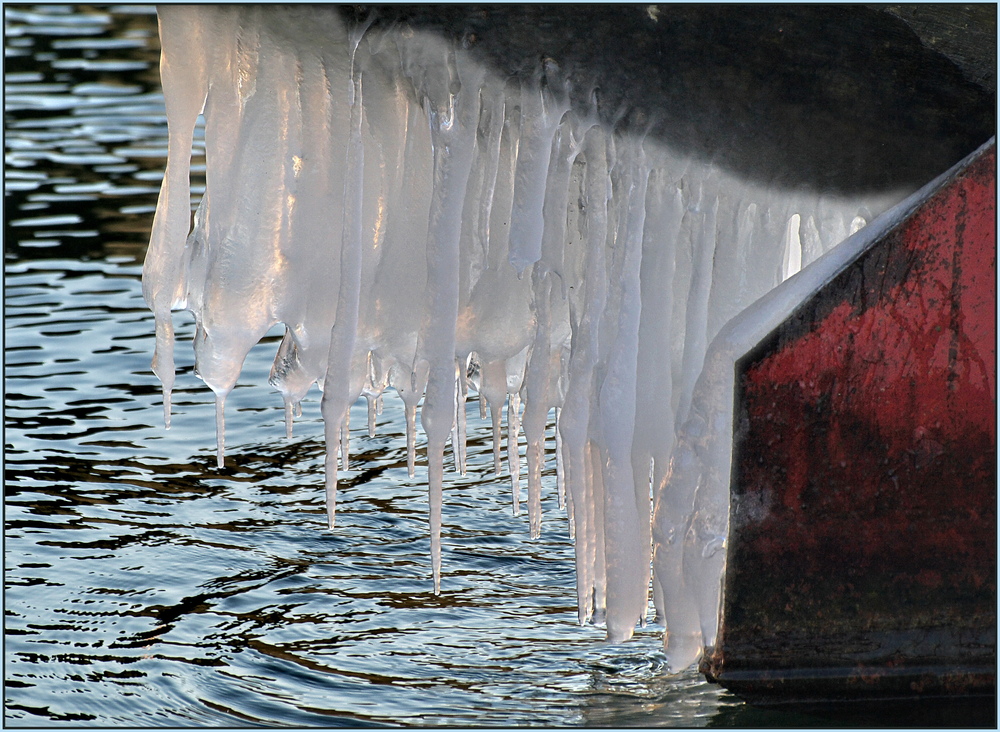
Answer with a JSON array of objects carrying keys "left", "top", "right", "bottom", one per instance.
[{"left": 143, "top": 6, "right": 905, "bottom": 669}]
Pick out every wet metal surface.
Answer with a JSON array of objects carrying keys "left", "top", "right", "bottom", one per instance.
[{"left": 706, "top": 142, "right": 996, "bottom": 705}]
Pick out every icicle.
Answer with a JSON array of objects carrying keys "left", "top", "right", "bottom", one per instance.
[
  {"left": 214, "top": 394, "right": 226, "bottom": 468},
  {"left": 539, "top": 121, "right": 576, "bottom": 282},
  {"left": 145, "top": 5, "right": 914, "bottom": 666},
  {"left": 507, "top": 391, "right": 522, "bottom": 515},
  {"left": 588, "top": 439, "right": 608, "bottom": 624},
  {"left": 409, "top": 37, "right": 486, "bottom": 594},
  {"left": 366, "top": 395, "right": 378, "bottom": 438},
  {"left": 799, "top": 212, "right": 824, "bottom": 268},
  {"left": 534, "top": 408, "right": 552, "bottom": 523},
  {"left": 450, "top": 360, "right": 465, "bottom": 475},
  {"left": 405, "top": 401, "right": 418, "bottom": 477},
  {"left": 324, "top": 416, "right": 340, "bottom": 530},
  {"left": 364, "top": 351, "right": 388, "bottom": 438},
  {"left": 505, "top": 345, "right": 528, "bottom": 514},
  {"left": 479, "top": 359, "right": 507, "bottom": 475},
  {"left": 598, "top": 146, "right": 650, "bottom": 643},
  {"left": 508, "top": 61, "right": 570, "bottom": 275},
  {"left": 557, "top": 126, "right": 610, "bottom": 625},
  {"left": 143, "top": 6, "right": 210, "bottom": 430},
  {"left": 675, "top": 179, "right": 719, "bottom": 427},
  {"left": 522, "top": 273, "right": 554, "bottom": 538},
  {"left": 653, "top": 432, "right": 705, "bottom": 671},
  {"left": 393, "top": 361, "right": 428, "bottom": 479},
  {"left": 284, "top": 398, "right": 294, "bottom": 439},
  {"left": 427, "top": 443, "right": 444, "bottom": 594},
  {"left": 554, "top": 406, "right": 566, "bottom": 510},
  {"left": 340, "top": 409, "right": 351, "bottom": 471},
  {"left": 478, "top": 88, "right": 506, "bottom": 257},
  {"left": 320, "top": 16, "right": 370, "bottom": 522},
  {"left": 152, "top": 318, "right": 175, "bottom": 429},
  {"left": 635, "top": 171, "right": 683, "bottom": 626},
  {"left": 560, "top": 378, "right": 593, "bottom": 624},
  {"left": 490, "top": 399, "right": 503, "bottom": 476},
  {"left": 456, "top": 357, "right": 469, "bottom": 475},
  {"left": 781, "top": 213, "right": 803, "bottom": 280},
  {"left": 564, "top": 461, "right": 575, "bottom": 540}
]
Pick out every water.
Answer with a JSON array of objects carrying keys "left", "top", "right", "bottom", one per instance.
[{"left": 2, "top": 6, "right": 949, "bottom": 728}]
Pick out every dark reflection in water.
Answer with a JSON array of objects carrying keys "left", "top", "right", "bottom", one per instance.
[
  {"left": 3, "top": 5, "right": 976, "bottom": 729},
  {"left": 4, "top": 4, "right": 194, "bottom": 264}
]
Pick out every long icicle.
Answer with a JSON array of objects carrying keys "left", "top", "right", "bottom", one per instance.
[
  {"left": 414, "top": 42, "right": 485, "bottom": 594},
  {"left": 321, "top": 17, "right": 371, "bottom": 529}
]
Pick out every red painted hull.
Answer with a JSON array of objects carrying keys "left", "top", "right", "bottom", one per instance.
[{"left": 702, "top": 140, "right": 996, "bottom": 704}]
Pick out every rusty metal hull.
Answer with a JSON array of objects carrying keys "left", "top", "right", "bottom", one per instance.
[{"left": 702, "top": 140, "right": 996, "bottom": 704}]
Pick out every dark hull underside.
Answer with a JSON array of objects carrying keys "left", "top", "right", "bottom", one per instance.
[{"left": 344, "top": 4, "right": 996, "bottom": 194}]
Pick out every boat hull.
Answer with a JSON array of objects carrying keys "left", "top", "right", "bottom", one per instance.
[{"left": 702, "top": 140, "right": 996, "bottom": 705}]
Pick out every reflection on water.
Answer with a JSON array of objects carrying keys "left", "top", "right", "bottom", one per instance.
[
  {"left": 6, "top": 5, "right": 964, "bottom": 729},
  {"left": 7, "top": 245, "right": 740, "bottom": 725},
  {"left": 5, "top": 6, "right": 185, "bottom": 257}
]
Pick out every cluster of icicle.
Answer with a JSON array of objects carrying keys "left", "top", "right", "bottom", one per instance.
[{"left": 143, "top": 6, "right": 899, "bottom": 670}]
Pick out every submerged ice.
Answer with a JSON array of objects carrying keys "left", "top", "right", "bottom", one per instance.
[{"left": 144, "top": 6, "right": 905, "bottom": 669}]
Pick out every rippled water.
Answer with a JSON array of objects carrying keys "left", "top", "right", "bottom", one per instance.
[{"left": 2, "top": 6, "right": 893, "bottom": 728}]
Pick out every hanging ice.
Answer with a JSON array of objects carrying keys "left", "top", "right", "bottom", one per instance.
[{"left": 143, "top": 5, "right": 909, "bottom": 668}]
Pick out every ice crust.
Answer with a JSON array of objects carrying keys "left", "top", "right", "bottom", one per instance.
[{"left": 144, "top": 6, "right": 906, "bottom": 668}]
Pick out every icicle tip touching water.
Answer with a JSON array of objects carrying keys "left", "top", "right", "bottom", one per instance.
[{"left": 143, "top": 6, "right": 905, "bottom": 670}]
